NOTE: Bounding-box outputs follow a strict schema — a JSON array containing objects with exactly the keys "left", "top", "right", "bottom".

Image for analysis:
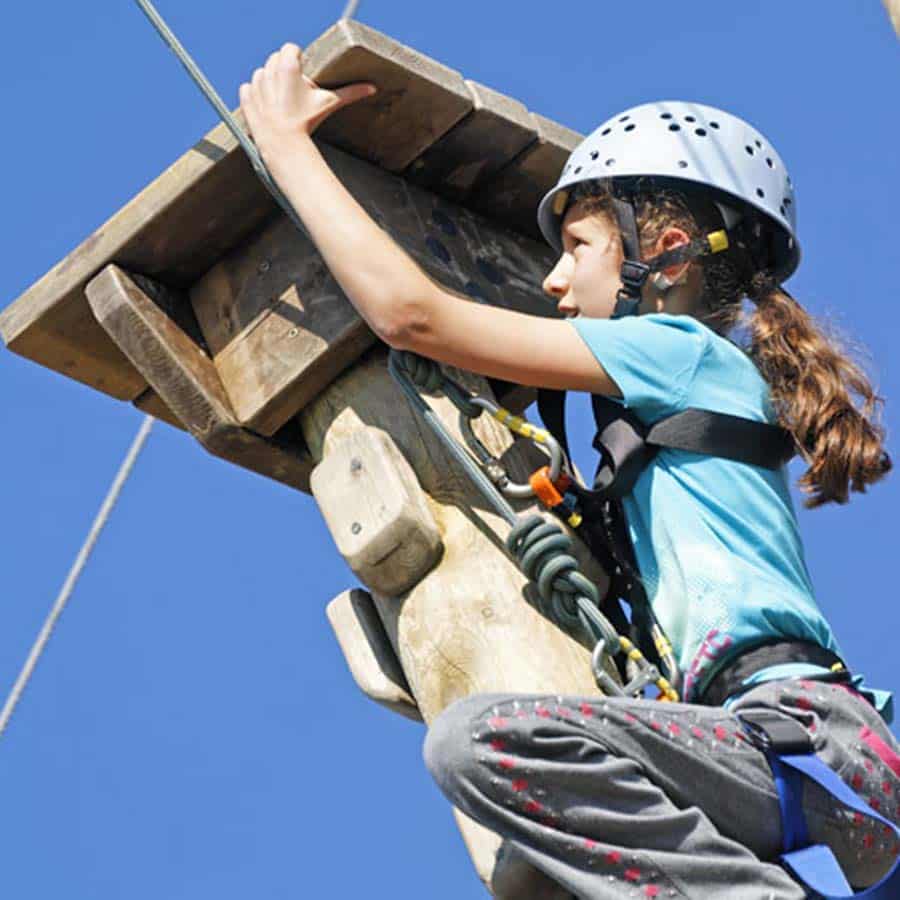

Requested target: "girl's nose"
[{"left": 543, "top": 255, "right": 572, "bottom": 298}]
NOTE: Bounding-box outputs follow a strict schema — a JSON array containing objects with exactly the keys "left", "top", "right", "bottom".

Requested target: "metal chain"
[
  {"left": 389, "top": 350, "right": 678, "bottom": 701},
  {"left": 0, "top": 416, "right": 155, "bottom": 740}
]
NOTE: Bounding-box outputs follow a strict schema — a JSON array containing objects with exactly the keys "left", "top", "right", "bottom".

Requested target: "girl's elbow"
[{"left": 374, "top": 298, "right": 432, "bottom": 351}]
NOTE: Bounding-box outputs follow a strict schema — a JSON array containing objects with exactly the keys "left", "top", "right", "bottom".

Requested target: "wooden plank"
[
  {"left": 473, "top": 113, "right": 582, "bottom": 242},
  {"left": 190, "top": 142, "right": 558, "bottom": 437},
  {"left": 86, "top": 265, "right": 313, "bottom": 492},
  {"left": 304, "top": 19, "right": 472, "bottom": 172},
  {"left": 406, "top": 80, "right": 536, "bottom": 203}
]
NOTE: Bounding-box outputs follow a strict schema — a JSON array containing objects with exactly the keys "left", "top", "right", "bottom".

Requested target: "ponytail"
[{"left": 748, "top": 286, "right": 891, "bottom": 507}]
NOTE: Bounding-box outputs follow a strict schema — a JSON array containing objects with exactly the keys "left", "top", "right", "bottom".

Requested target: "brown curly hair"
[{"left": 570, "top": 180, "right": 891, "bottom": 507}]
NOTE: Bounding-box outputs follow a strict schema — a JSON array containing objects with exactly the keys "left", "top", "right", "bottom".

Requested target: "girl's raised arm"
[{"left": 239, "top": 44, "right": 620, "bottom": 396}]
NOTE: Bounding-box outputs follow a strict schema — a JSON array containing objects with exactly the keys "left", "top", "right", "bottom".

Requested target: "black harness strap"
[
  {"left": 645, "top": 408, "right": 795, "bottom": 469},
  {"left": 699, "top": 640, "right": 847, "bottom": 707}
]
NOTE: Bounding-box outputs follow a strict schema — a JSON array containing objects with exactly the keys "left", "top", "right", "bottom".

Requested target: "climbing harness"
[
  {"left": 0, "top": 416, "right": 155, "bottom": 739},
  {"left": 388, "top": 351, "right": 678, "bottom": 702},
  {"left": 736, "top": 707, "right": 900, "bottom": 898},
  {"left": 537, "top": 100, "right": 802, "bottom": 318},
  {"left": 536, "top": 388, "right": 796, "bottom": 693}
]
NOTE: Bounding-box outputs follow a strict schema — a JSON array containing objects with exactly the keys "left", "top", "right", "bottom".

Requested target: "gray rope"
[
  {"left": 0, "top": 416, "right": 155, "bottom": 740},
  {"left": 388, "top": 351, "right": 621, "bottom": 655},
  {"left": 341, "top": 0, "right": 361, "bottom": 19}
]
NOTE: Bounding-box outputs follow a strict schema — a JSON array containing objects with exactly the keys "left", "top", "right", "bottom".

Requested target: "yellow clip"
[
  {"left": 707, "top": 230, "right": 729, "bottom": 254},
  {"left": 567, "top": 511, "right": 583, "bottom": 528},
  {"left": 553, "top": 190, "right": 570, "bottom": 216}
]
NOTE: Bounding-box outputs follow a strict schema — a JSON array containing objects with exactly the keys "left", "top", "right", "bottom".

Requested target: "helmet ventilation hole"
[
  {"left": 660, "top": 112, "right": 673, "bottom": 119},
  {"left": 590, "top": 150, "right": 599, "bottom": 160},
  {"left": 695, "top": 128, "right": 707, "bottom": 137},
  {"left": 755, "top": 139, "right": 763, "bottom": 149},
  {"left": 709, "top": 121, "right": 720, "bottom": 129},
  {"left": 605, "top": 158, "right": 616, "bottom": 167},
  {"left": 601, "top": 127, "right": 612, "bottom": 136},
  {"left": 625, "top": 123, "right": 636, "bottom": 132},
  {"left": 745, "top": 145, "right": 754, "bottom": 155},
  {"left": 574, "top": 166, "right": 582, "bottom": 174},
  {"left": 756, "top": 188, "right": 765, "bottom": 198},
  {"left": 669, "top": 123, "right": 681, "bottom": 132},
  {"left": 678, "top": 160, "right": 689, "bottom": 168},
  {"left": 766, "top": 157, "right": 774, "bottom": 168},
  {"left": 620, "top": 115, "right": 631, "bottom": 122},
  {"left": 685, "top": 115, "right": 696, "bottom": 122},
  {"left": 780, "top": 205, "right": 786, "bottom": 216}
]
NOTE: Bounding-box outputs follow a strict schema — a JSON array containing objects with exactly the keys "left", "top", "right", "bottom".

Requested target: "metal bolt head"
[{"left": 258, "top": 260, "right": 271, "bottom": 274}]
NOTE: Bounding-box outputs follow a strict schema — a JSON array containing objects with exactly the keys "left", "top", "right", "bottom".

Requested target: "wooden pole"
[{"left": 301, "top": 346, "right": 614, "bottom": 896}]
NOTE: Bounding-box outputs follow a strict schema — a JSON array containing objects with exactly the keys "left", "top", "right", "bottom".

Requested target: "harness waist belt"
[{"left": 699, "top": 640, "right": 846, "bottom": 707}]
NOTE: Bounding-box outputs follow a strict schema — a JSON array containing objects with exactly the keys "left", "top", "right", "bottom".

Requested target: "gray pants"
[{"left": 424, "top": 678, "right": 900, "bottom": 898}]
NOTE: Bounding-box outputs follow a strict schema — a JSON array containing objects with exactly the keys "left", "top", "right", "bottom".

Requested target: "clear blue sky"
[{"left": 1, "top": 3, "right": 898, "bottom": 898}]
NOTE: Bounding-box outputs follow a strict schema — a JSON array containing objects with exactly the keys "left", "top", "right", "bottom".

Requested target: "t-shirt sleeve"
[{"left": 571, "top": 314, "right": 709, "bottom": 422}]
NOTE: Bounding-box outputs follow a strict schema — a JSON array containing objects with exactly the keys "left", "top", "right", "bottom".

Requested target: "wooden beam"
[
  {"left": 190, "top": 141, "right": 557, "bottom": 437},
  {"left": 85, "top": 265, "right": 312, "bottom": 492}
]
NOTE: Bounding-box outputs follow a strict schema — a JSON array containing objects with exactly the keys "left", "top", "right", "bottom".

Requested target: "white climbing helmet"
[{"left": 537, "top": 101, "right": 800, "bottom": 282}]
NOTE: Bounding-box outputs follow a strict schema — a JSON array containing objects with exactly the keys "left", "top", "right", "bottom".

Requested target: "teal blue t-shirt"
[{"left": 571, "top": 313, "right": 841, "bottom": 702}]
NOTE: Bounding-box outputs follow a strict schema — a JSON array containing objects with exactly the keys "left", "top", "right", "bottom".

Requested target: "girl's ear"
[{"left": 654, "top": 226, "right": 692, "bottom": 284}]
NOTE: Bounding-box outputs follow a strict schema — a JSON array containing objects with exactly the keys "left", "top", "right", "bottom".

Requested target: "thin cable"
[
  {"left": 341, "top": 0, "right": 361, "bottom": 18},
  {"left": 132, "top": 0, "right": 310, "bottom": 240},
  {"left": 0, "top": 416, "right": 156, "bottom": 740}
]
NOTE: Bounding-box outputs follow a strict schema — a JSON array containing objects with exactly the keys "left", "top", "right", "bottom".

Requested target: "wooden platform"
[{"left": 1, "top": 20, "right": 581, "bottom": 492}]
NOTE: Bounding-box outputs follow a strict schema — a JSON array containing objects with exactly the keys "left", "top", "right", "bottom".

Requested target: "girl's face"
[{"left": 542, "top": 201, "right": 624, "bottom": 320}]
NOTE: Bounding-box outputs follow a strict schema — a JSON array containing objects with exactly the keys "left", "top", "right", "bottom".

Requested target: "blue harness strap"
[{"left": 736, "top": 708, "right": 900, "bottom": 898}]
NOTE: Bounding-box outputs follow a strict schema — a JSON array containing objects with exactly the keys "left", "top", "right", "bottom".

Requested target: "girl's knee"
[{"left": 423, "top": 693, "right": 508, "bottom": 795}]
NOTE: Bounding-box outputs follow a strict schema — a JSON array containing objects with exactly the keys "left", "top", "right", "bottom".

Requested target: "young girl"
[{"left": 239, "top": 45, "right": 898, "bottom": 897}]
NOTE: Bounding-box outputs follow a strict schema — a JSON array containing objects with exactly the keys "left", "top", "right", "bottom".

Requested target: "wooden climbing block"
[
  {"left": 326, "top": 588, "right": 422, "bottom": 722},
  {"left": 311, "top": 427, "right": 444, "bottom": 597},
  {"left": 86, "top": 265, "right": 312, "bottom": 492}
]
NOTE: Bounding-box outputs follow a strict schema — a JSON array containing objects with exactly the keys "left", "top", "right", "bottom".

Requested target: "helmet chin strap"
[
  {"left": 611, "top": 198, "right": 648, "bottom": 319},
  {"left": 609, "top": 196, "right": 733, "bottom": 319}
]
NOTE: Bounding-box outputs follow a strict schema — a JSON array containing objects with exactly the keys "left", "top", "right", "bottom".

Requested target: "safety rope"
[
  {"left": 0, "top": 416, "right": 155, "bottom": 740},
  {"left": 341, "top": 0, "right": 362, "bottom": 19},
  {"left": 388, "top": 350, "right": 678, "bottom": 701}
]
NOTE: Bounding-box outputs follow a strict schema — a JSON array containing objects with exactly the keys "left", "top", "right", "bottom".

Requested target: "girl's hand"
[{"left": 239, "top": 43, "right": 376, "bottom": 161}]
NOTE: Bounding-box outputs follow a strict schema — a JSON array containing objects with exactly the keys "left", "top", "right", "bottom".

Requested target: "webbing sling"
[{"left": 736, "top": 709, "right": 900, "bottom": 898}]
